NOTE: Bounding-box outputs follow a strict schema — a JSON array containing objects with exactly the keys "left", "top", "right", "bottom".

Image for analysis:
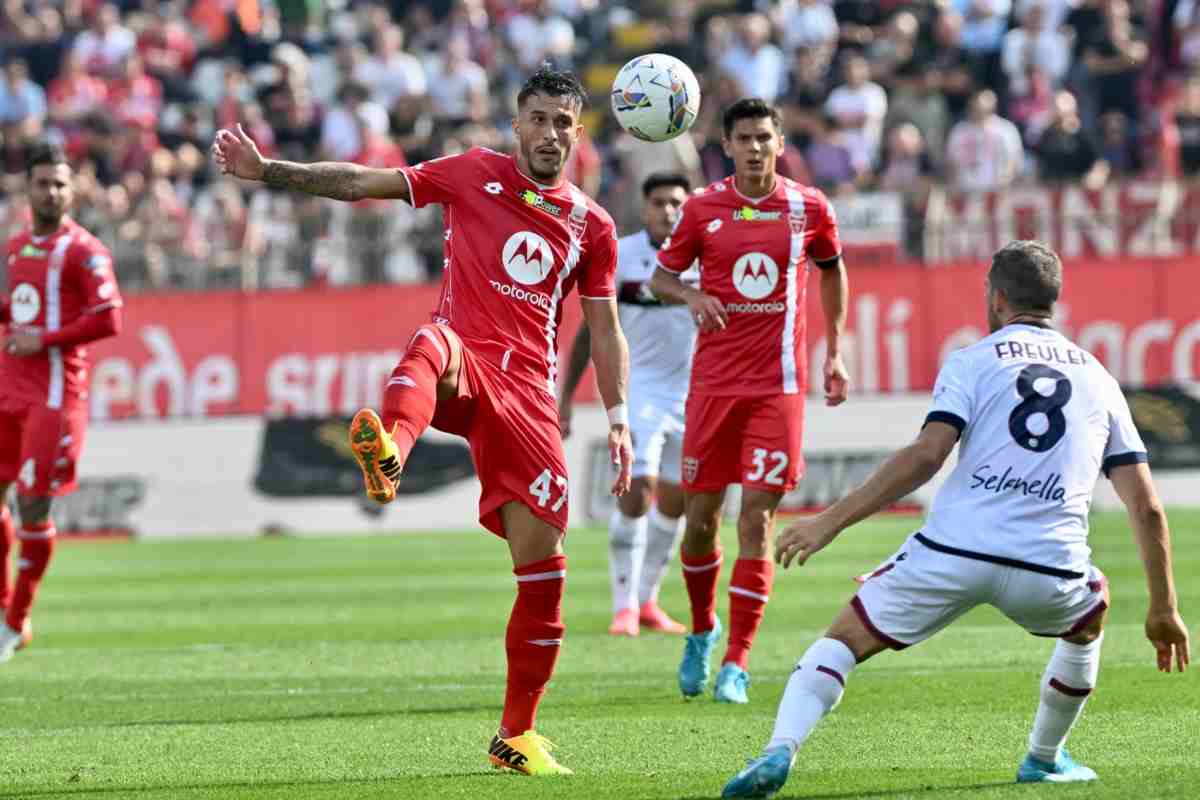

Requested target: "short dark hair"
[
  {"left": 988, "top": 240, "right": 1062, "bottom": 313},
  {"left": 642, "top": 172, "right": 690, "bottom": 198},
  {"left": 723, "top": 98, "right": 782, "bottom": 138},
  {"left": 26, "top": 141, "right": 69, "bottom": 177},
  {"left": 517, "top": 63, "right": 587, "bottom": 112}
]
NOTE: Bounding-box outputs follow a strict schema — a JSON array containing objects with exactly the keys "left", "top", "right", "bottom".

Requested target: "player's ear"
[{"left": 721, "top": 136, "right": 732, "bottom": 158}]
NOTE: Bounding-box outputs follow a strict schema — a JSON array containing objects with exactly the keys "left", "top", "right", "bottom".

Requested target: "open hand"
[
  {"left": 212, "top": 124, "right": 266, "bottom": 181},
  {"left": 1146, "top": 609, "right": 1190, "bottom": 673},
  {"left": 776, "top": 512, "right": 841, "bottom": 568}
]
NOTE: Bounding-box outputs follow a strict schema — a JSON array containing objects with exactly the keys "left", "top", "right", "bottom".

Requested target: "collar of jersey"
[
  {"left": 728, "top": 176, "right": 779, "bottom": 206},
  {"left": 510, "top": 156, "right": 566, "bottom": 193},
  {"left": 30, "top": 217, "right": 72, "bottom": 243}
]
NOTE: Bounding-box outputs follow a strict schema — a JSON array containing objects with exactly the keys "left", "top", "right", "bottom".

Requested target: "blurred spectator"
[
  {"left": 878, "top": 122, "right": 935, "bottom": 257},
  {"left": 1082, "top": 0, "right": 1147, "bottom": 123},
  {"left": 924, "top": 11, "right": 976, "bottom": 120},
  {"left": 774, "top": 0, "right": 838, "bottom": 69},
  {"left": 72, "top": 3, "right": 137, "bottom": 77},
  {"left": 953, "top": 0, "right": 1013, "bottom": 59},
  {"left": 867, "top": 11, "right": 920, "bottom": 90},
  {"left": 719, "top": 14, "right": 787, "bottom": 104},
  {"left": 47, "top": 52, "right": 108, "bottom": 130},
  {"left": 805, "top": 114, "right": 863, "bottom": 193},
  {"left": 356, "top": 26, "right": 427, "bottom": 112},
  {"left": 18, "top": 5, "right": 67, "bottom": 87},
  {"left": 1175, "top": 79, "right": 1200, "bottom": 176},
  {"left": 0, "top": 59, "right": 46, "bottom": 134},
  {"left": 107, "top": 55, "right": 164, "bottom": 133},
  {"left": 343, "top": 116, "right": 408, "bottom": 285},
  {"left": 1033, "top": 91, "right": 1107, "bottom": 189},
  {"left": 1007, "top": 66, "right": 1054, "bottom": 141},
  {"left": 444, "top": 0, "right": 498, "bottom": 70},
  {"left": 945, "top": 89, "right": 1024, "bottom": 191},
  {"left": 137, "top": 5, "right": 198, "bottom": 103},
  {"left": 507, "top": 0, "right": 576, "bottom": 71},
  {"left": 1173, "top": 0, "right": 1200, "bottom": 72},
  {"left": 885, "top": 70, "right": 951, "bottom": 169},
  {"left": 825, "top": 54, "right": 888, "bottom": 170},
  {"left": 1098, "top": 110, "right": 1140, "bottom": 177},
  {"left": 425, "top": 37, "right": 489, "bottom": 125},
  {"left": 833, "top": 0, "right": 883, "bottom": 52},
  {"left": 321, "top": 82, "right": 388, "bottom": 162},
  {"left": 1002, "top": 3, "right": 1070, "bottom": 98}
]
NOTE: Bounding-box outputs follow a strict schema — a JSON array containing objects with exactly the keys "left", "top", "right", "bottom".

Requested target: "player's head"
[
  {"left": 25, "top": 140, "right": 74, "bottom": 227},
  {"left": 986, "top": 240, "right": 1062, "bottom": 332},
  {"left": 641, "top": 172, "right": 690, "bottom": 244},
  {"left": 513, "top": 63, "right": 587, "bottom": 184},
  {"left": 721, "top": 98, "right": 784, "bottom": 184}
]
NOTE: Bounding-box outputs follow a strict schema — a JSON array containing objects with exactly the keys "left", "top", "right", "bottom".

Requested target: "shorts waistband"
[{"left": 913, "top": 532, "right": 1084, "bottom": 580}]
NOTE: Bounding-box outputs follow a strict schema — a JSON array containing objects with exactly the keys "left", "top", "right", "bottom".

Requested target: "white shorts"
[
  {"left": 853, "top": 532, "right": 1108, "bottom": 649},
  {"left": 629, "top": 391, "right": 686, "bottom": 483}
]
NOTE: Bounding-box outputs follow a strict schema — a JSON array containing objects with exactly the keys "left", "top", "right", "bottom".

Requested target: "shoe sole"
[
  {"left": 489, "top": 754, "right": 532, "bottom": 775},
  {"left": 349, "top": 410, "right": 395, "bottom": 504}
]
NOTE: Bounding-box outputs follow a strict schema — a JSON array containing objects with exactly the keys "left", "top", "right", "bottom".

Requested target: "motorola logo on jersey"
[
  {"left": 10, "top": 282, "right": 40, "bottom": 324},
  {"left": 501, "top": 231, "right": 555, "bottom": 286},
  {"left": 732, "top": 252, "right": 779, "bottom": 300},
  {"left": 489, "top": 280, "right": 553, "bottom": 310}
]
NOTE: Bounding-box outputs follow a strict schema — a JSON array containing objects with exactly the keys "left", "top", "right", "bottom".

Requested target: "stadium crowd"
[{"left": 0, "top": 0, "right": 1194, "bottom": 290}]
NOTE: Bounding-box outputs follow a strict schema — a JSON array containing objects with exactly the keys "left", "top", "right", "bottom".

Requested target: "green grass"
[{"left": 0, "top": 511, "right": 1195, "bottom": 800}]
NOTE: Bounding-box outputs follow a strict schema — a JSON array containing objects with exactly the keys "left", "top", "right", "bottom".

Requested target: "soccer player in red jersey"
[
  {"left": 650, "top": 99, "right": 850, "bottom": 704},
  {"left": 0, "top": 142, "right": 123, "bottom": 662},
  {"left": 213, "top": 66, "right": 632, "bottom": 774}
]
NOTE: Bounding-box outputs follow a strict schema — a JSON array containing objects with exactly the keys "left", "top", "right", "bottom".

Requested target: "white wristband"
[{"left": 607, "top": 403, "right": 628, "bottom": 427}]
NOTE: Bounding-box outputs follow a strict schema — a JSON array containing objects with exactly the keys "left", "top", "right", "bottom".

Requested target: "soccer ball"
[{"left": 610, "top": 54, "right": 701, "bottom": 142}]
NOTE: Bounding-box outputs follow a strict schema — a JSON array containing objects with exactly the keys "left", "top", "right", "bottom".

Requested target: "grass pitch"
[{"left": 0, "top": 511, "right": 1195, "bottom": 800}]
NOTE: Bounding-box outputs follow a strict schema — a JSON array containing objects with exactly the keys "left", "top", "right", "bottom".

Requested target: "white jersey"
[
  {"left": 616, "top": 230, "right": 697, "bottom": 403},
  {"left": 922, "top": 324, "right": 1147, "bottom": 576}
]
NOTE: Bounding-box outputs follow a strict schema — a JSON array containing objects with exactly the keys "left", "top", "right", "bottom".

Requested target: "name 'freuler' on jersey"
[
  {"left": 655, "top": 176, "right": 841, "bottom": 396},
  {"left": 924, "top": 324, "right": 1148, "bottom": 576}
]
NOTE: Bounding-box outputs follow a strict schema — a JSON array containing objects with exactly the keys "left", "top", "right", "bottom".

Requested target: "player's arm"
[
  {"left": 816, "top": 255, "right": 849, "bottom": 405},
  {"left": 556, "top": 324, "right": 592, "bottom": 439},
  {"left": 581, "top": 297, "right": 633, "bottom": 496},
  {"left": 212, "top": 124, "right": 410, "bottom": 202},
  {"left": 648, "top": 266, "right": 726, "bottom": 332},
  {"left": 1109, "top": 462, "right": 1190, "bottom": 672},
  {"left": 776, "top": 421, "right": 959, "bottom": 568}
]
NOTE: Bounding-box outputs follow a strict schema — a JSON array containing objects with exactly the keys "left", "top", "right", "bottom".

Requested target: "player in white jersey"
[
  {"left": 560, "top": 173, "right": 696, "bottom": 636},
  {"left": 722, "top": 241, "right": 1190, "bottom": 798}
]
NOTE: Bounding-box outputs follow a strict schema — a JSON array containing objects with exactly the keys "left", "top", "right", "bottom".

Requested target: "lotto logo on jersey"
[
  {"left": 9, "top": 282, "right": 40, "bottom": 325},
  {"left": 501, "top": 231, "right": 555, "bottom": 286},
  {"left": 732, "top": 252, "right": 779, "bottom": 300}
]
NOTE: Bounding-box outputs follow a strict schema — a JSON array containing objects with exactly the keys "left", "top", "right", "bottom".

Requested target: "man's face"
[
  {"left": 28, "top": 163, "right": 73, "bottom": 224},
  {"left": 642, "top": 184, "right": 688, "bottom": 243},
  {"left": 722, "top": 116, "right": 783, "bottom": 183},
  {"left": 513, "top": 91, "right": 581, "bottom": 182}
]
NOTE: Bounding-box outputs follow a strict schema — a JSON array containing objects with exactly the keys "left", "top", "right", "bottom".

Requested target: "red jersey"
[
  {"left": 657, "top": 175, "right": 841, "bottom": 397},
  {"left": 400, "top": 147, "right": 617, "bottom": 396},
  {"left": 0, "top": 218, "right": 122, "bottom": 409}
]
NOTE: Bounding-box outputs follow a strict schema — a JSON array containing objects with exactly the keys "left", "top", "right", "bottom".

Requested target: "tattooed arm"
[{"left": 212, "top": 124, "right": 411, "bottom": 202}]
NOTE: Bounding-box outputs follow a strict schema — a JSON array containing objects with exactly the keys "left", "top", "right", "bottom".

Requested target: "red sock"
[
  {"left": 0, "top": 507, "right": 13, "bottom": 608},
  {"left": 723, "top": 558, "right": 775, "bottom": 669},
  {"left": 6, "top": 522, "right": 55, "bottom": 631},
  {"left": 501, "top": 554, "right": 566, "bottom": 737},
  {"left": 681, "top": 547, "right": 722, "bottom": 634},
  {"left": 380, "top": 325, "right": 447, "bottom": 466}
]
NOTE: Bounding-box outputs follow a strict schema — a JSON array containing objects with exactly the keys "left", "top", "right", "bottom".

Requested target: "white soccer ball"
[{"left": 610, "top": 54, "right": 701, "bottom": 142}]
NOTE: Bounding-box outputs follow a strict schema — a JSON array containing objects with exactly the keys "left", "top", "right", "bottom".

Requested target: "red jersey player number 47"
[{"left": 0, "top": 142, "right": 123, "bottom": 663}]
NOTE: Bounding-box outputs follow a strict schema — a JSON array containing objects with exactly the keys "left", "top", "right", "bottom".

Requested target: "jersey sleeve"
[
  {"left": 1101, "top": 381, "right": 1148, "bottom": 477},
  {"left": 924, "top": 351, "right": 974, "bottom": 438},
  {"left": 398, "top": 150, "right": 474, "bottom": 209},
  {"left": 578, "top": 215, "right": 618, "bottom": 299},
  {"left": 69, "top": 240, "right": 123, "bottom": 314},
  {"left": 656, "top": 197, "right": 702, "bottom": 274},
  {"left": 808, "top": 189, "right": 842, "bottom": 266}
]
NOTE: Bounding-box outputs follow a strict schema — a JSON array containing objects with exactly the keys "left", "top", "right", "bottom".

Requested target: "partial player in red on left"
[{"left": 0, "top": 141, "right": 123, "bottom": 662}]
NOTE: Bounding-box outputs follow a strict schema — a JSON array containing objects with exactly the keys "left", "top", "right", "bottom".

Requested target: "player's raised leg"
[
  {"left": 0, "top": 495, "right": 54, "bottom": 662},
  {"left": 678, "top": 489, "right": 725, "bottom": 696},
  {"left": 488, "top": 501, "right": 572, "bottom": 776},
  {"left": 639, "top": 477, "right": 686, "bottom": 634},
  {"left": 1017, "top": 585, "right": 1108, "bottom": 783},
  {"left": 723, "top": 602, "right": 887, "bottom": 798},
  {"left": 715, "top": 488, "right": 784, "bottom": 704},
  {"left": 350, "top": 325, "right": 462, "bottom": 503}
]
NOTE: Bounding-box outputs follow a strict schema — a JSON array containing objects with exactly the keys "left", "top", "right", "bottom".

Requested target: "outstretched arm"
[
  {"left": 775, "top": 421, "right": 959, "bottom": 568},
  {"left": 556, "top": 323, "right": 592, "bottom": 439},
  {"left": 580, "top": 297, "right": 633, "bottom": 496},
  {"left": 212, "top": 124, "right": 411, "bottom": 202},
  {"left": 1110, "top": 462, "right": 1190, "bottom": 672}
]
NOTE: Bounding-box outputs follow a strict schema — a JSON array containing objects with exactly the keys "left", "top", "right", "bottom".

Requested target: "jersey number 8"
[{"left": 1008, "top": 365, "right": 1072, "bottom": 452}]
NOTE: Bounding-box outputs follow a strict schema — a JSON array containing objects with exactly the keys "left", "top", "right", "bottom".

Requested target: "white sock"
[
  {"left": 1028, "top": 635, "right": 1103, "bottom": 762},
  {"left": 608, "top": 510, "right": 646, "bottom": 614},
  {"left": 767, "top": 638, "right": 857, "bottom": 756},
  {"left": 638, "top": 505, "right": 684, "bottom": 607}
]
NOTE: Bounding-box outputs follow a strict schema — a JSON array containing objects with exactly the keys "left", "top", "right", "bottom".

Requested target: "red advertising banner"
[{"left": 87, "top": 257, "right": 1200, "bottom": 419}]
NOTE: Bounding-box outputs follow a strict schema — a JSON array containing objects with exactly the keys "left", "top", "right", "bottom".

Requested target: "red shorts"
[
  {"left": 681, "top": 393, "right": 805, "bottom": 494},
  {"left": 431, "top": 344, "right": 568, "bottom": 538},
  {"left": 0, "top": 399, "right": 88, "bottom": 497}
]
